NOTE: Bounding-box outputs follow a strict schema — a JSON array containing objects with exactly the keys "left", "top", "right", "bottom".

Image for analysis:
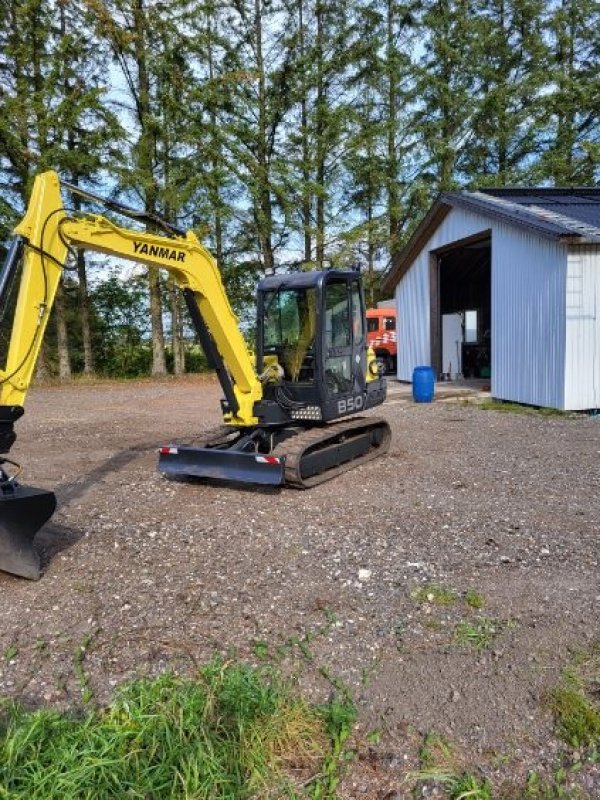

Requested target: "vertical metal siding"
[
  {"left": 492, "top": 227, "right": 566, "bottom": 408},
  {"left": 395, "top": 207, "right": 568, "bottom": 409},
  {"left": 564, "top": 246, "right": 600, "bottom": 409}
]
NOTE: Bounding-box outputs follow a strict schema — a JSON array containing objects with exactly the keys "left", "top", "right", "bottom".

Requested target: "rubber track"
[
  {"left": 273, "top": 416, "right": 391, "bottom": 489},
  {"left": 176, "top": 418, "right": 391, "bottom": 489}
]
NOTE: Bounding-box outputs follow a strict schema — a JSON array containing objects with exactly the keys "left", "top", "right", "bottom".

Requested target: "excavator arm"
[
  {"left": 0, "top": 171, "right": 266, "bottom": 579},
  {"left": 1, "top": 170, "right": 263, "bottom": 425}
]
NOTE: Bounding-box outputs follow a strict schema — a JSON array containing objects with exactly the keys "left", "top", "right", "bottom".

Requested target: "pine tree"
[
  {"left": 412, "top": 0, "right": 477, "bottom": 191},
  {"left": 540, "top": 0, "right": 600, "bottom": 184},
  {"left": 0, "top": 0, "right": 121, "bottom": 377},
  {"left": 462, "top": 0, "right": 547, "bottom": 186}
]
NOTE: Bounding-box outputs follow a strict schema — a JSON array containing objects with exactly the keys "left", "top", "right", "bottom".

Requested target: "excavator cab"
[{"left": 253, "top": 270, "right": 385, "bottom": 425}]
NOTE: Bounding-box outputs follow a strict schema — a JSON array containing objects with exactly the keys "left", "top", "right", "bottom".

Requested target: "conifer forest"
[{"left": 1, "top": 0, "right": 598, "bottom": 378}]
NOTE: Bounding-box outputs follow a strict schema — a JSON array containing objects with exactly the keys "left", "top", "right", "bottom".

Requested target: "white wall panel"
[
  {"left": 492, "top": 227, "right": 566, "bottom": 408},
  {"left": 564, "top": 246, "right": 600, "bottom": 409}
]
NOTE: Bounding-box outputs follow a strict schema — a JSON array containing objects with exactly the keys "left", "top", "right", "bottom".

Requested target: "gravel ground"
[{"left": 1, "top": 376, "right": 598, "bottom": 798}]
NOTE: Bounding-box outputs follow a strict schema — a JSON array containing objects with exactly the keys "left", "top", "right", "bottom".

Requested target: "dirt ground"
[{"left": 1, "top": 376, "right": 598, "bottom": 798}]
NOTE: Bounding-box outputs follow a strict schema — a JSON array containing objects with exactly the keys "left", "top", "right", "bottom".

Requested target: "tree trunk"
[
  {"left": 35, "top": 344, "right": 49, "bottom": 383},
  {"left": 170, "top": 283, "right": 185, "bottom": 375},
  {"left": 132, "top": 0, "right": 166, "bottom": 375},
  {"left": 254, "top": 0, "right": 275, "bottom": 272},
  {"left": 55, "top": 281, "right": 71, "bottom": 380},
  {"left": 299, "top": 0, "right": 312, "bottom": 263},
  {"left": 315, "top": 0, "right": 326, "bottom": 268},
  {"left": 386, "top": 0, "right": 400, "bottom": 259},
  {"left": 77, "top": 249, "right": 94, "bottom": 375},
  {"left": 70, "top": 182, "right": 95, "bottom": 375}
]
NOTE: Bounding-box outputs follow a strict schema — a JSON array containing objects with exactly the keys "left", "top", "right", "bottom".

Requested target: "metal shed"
[{"left": 382, "top": 189, "right": 600, "bottom": 411}]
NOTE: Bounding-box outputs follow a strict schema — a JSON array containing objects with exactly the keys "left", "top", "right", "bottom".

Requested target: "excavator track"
[
  {"left": 160, "top": 417, "right": 391, "bottom": 489},
  {"left": 273, "top": 416, "right": 391, "bottom": 489}
]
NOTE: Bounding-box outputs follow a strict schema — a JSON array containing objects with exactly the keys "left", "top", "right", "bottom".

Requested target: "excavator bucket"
[{"left": 0, "top": 484, "right": 56, "bottom": 580}]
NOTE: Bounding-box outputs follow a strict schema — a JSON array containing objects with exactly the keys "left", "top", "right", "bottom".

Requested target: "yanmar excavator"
[{"left": 0, "top": 171, "right": 390, "bottom": 579}]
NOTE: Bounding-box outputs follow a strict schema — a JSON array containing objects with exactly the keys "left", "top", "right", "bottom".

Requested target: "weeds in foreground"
[
  {"left": 507, "top": 767, "right": 589, "bottom": 799},
  {"left": 478, "top": 400, "right": 566, "bottom": 416},
  {"left": 546, "top": 645, "right": 600, "bottom": 751},
  {"left": 465, "top": 590, "right": 486, "bottom": 610},
  {"left": 411, "top": 583, "right": 458, "bottom": 606},
  {"left": 453, "top": 616, "right": 512, "bottom": 651},
  {"left": 0, "top": 658, "right": 355, "bottom": 799},
  {"left": 409, "top": 732, "right": 492, "bottom": 799},
  {"left": 411, "top": 769, "right": 492, "bottom": 799}
]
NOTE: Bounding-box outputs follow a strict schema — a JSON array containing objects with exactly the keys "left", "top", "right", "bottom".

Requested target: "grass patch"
[
  {"left": 412, "top": 769, "right": 492, "bottom": 799},
  {"left": 453, "top": 617, "right": 508, "bottom": 651},
  {"left": 409, "top": 732, "right": 492, "bottom": 799},
  {"left": 465, "top": 590, "right": 486, "bottom": 610},
  {"left": 411, "top": 583, "right": 458, "bottom": 606},
  {"left": 549, "top": 685, "right": 600, "bottom": 749},
  {"left": 478, "top": 400, "right": 566, "bottom": 417},
  {"left": 0, "top": 658, "right": 356, "bottom": 799},
  {"left": 546, "top": 647, "right": 600, "bottom": 751},
  {"left": 506, "top": 767, "right": 589, "bottom": 799}
]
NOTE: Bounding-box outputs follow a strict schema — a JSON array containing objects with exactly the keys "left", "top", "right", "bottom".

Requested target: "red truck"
[{"left": 366, "top": 307, "right": 397, "bottom": 374}]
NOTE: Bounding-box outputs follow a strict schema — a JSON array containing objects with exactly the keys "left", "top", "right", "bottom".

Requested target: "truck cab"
[{"left": 366, "top": 307, "right": 397, "bottom": 375}]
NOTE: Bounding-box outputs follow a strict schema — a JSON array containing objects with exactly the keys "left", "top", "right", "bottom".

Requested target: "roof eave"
[
  {"left": 446, "top": 193, "right": 575, "bottom": 240},
  {"left": 382, "top": 200, "right": 451, "bottom": 294}
]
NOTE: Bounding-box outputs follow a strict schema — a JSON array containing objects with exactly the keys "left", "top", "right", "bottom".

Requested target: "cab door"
[{"left": 322, "top": 275, "right": 366, "bottom": 419}]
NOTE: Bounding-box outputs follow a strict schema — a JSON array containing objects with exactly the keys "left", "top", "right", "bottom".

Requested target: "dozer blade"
[
  {"left": 0, "top": 485, "right": 57, "bottom": 580},
  {"left": 159, "top": 445, "right": 285, "bottom": 487}
]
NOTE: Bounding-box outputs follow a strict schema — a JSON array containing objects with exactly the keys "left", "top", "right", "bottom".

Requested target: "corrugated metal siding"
[
  {"left": 564, "top": 246, "right": 600, "bottom": 409},
  {"left": 395, "top": 251, "right": 430, "bottom": 380},
  {"left": 395, "top": 206, "right": 568, "bottom": 409},
  {"left": 492, "top": 228, "right": 566, "bottom": 408}
]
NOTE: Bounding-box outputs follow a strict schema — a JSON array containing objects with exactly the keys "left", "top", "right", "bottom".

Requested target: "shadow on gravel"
[
  {"left": 22, "top": 441, "right": 162, "bottom": 578},
  {"left": 171, "top": 475, "right": 282, "bottom": 494},
  {"left": 54, "top": 441, "right": 162, "bottom": 506},
  {"left": 35, "top": 522, "right": 84, "bottom": 573}
]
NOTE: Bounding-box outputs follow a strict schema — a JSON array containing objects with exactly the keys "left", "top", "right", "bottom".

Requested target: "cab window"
[
  {"left": 367, "top": 317, "right": 379, "bottom": 333},
  {"left": 351, "top": 281, "right": 365, "bottom": 343}
]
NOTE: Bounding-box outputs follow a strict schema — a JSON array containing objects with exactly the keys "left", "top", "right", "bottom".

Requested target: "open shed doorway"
[{"left": 429, "top": 231, "right": 491, "bottom": 381}]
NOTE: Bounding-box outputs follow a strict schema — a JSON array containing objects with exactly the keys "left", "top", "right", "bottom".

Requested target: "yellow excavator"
[{"left": 0, "top": 171, "right": 390, "bottom": 579}]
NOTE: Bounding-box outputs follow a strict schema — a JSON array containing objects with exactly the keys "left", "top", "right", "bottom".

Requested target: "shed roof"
[{"left": 382, "top": 187, "right": 600, "bottom": 293}]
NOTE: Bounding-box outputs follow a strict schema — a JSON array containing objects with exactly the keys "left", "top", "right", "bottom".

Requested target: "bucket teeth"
[{"left": 0, "top": 485, "right": 57, "bottom": 580}]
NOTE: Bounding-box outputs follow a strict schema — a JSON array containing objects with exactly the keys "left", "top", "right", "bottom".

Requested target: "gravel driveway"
[{"left": 1, "top": 376, "right": 598, "bottom": 798}]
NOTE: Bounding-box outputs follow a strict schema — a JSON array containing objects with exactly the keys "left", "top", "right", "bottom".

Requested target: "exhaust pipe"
[{"left": 0, "top": 464, "right": 56, "bottom": 580}]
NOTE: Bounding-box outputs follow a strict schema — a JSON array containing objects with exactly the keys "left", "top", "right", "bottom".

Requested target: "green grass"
[
  {"left": 507, "top": 767, "right": 588, "bottom": 799},
  {"left": 453, "top": 617, "right": 507, "bottom": 651},
  {"left": 547, "top": 655, "right": 600, "bottom": 751},
  {"left": 0, "top": 659, "right": 356, "bottom": 799},
  {"left": 413, "top": 769, "right": 492, "bottom": 800},
  {"left": 478, "top": 400, "right": 566, "bottom": 416},
  {"left": 465, "top": 590, "right": 486, "bottom": 610},
  {"left": 409, "top": 732, "right": 492, "bottom": 800},
  {"left": 411, "top": 583, "right": 458, "bottom": 606},
  {"left": 3, "top": 646, "right": 17, "bottom": 662}
]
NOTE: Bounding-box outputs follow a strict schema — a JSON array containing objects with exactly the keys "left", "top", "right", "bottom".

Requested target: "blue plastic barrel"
[{"left": 412, "top": 366, "right": 435, "bottom": 403}]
